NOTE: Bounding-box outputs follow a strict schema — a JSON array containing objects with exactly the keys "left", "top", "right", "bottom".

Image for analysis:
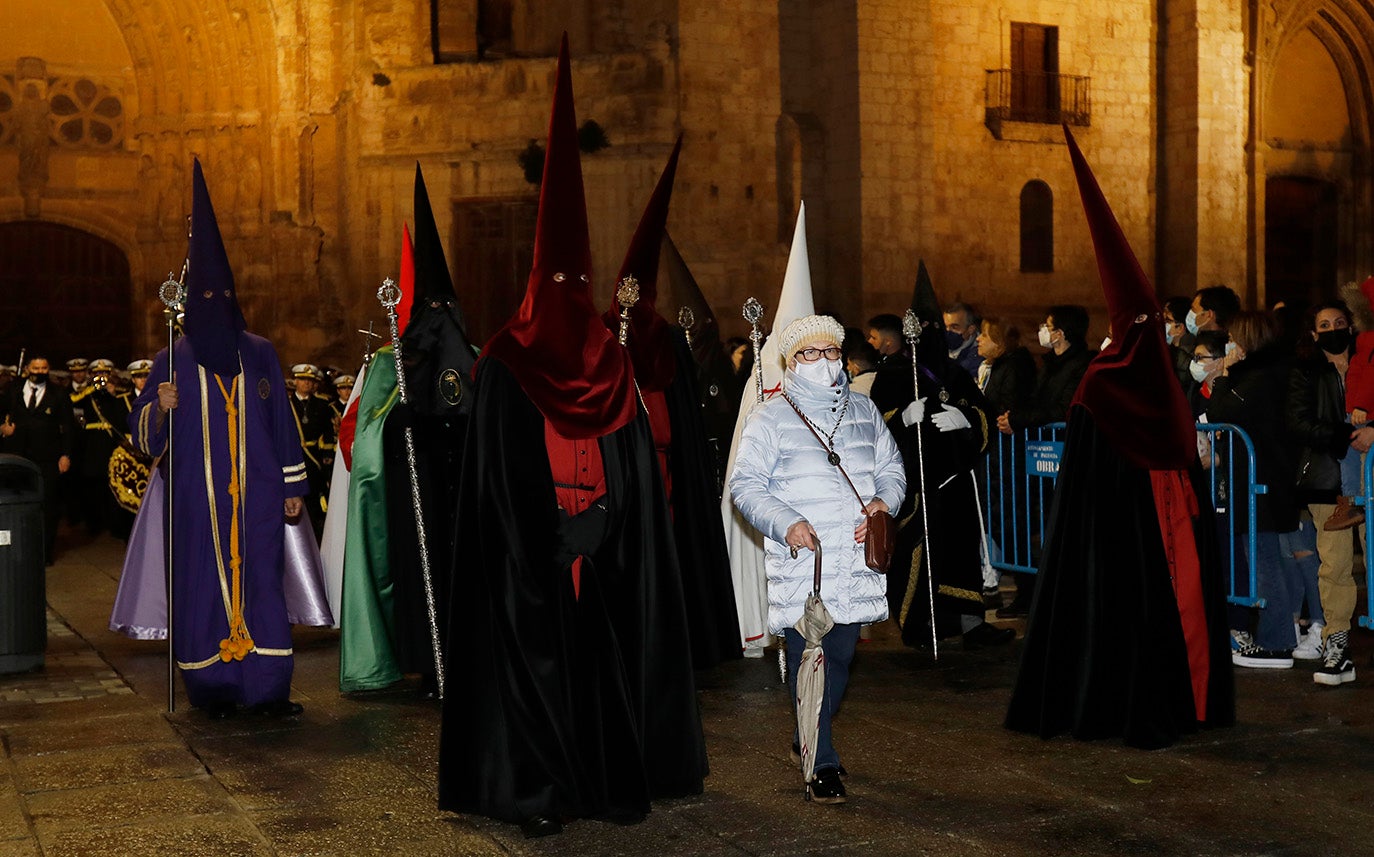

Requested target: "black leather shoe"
[
  {"left": 790, "top": 744, "right": 848, "bottom": 779},
  {"left": 250, "top": 699, "right": 304, "bottom": 718},
  {"left": 963, "top": 622, "right": 1015, "bottom": 649},
  {"left": 995, "top": 599, "right": 1031, "bottom": 619},
  {"left": 417, "top": 673, "right": 439, "bottom": 700},
  {"left": 805, "top": 768, "right": 847, "bottom": 804},
  {"left": 520, "top": 815, "right": 563, "bottom": 838},
  {"left": 204, "top": 701, "right": 237, "bottom": 720}
]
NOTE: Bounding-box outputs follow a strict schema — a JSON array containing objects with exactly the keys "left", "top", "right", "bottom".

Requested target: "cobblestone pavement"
[{"left": 4, "top": 530, "right": 1374, "bottom": 856}]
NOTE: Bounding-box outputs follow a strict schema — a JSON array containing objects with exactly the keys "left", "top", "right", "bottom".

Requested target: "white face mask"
[
  {"left": 792, "top": 357, "right": 845, "bottom": 386},
  {"left": 1038, "top": 326, "right": 1053, "bottom": 348},
  {"left": 1100, "top": 336, "right": 1112, "bottom": 351},
  {"left": 1189, "top": 360, "right": 1211, "bottom": 383}
]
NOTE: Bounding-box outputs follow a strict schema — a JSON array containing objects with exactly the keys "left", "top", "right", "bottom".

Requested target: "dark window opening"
[
  {"left": 1020, "top": 181, "right": 1054, "bottom": 273},
  {"left": 452, "top": 197, "right": 537, "bottom": 343}
]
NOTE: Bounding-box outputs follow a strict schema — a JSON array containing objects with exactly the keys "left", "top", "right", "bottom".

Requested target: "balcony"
[{"left": 984, "top": 70, "right": 1090, "bottom": 141}]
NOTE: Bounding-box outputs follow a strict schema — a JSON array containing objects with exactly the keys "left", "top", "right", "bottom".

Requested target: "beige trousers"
[{"left": 1307, "top": 503, "right": 1359, "bottom": 638}]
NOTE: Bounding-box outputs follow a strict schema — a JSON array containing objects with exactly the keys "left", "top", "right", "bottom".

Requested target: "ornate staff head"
[
  {"left": 377, "top": 277, "right": 402, "bottom": 315},
  {"left": 901, "top": 309, "right": 923, "bottom": 346},
  {"left": 615, "top": 275, "right": 640, "bottom": 346},
  {"left": 677, "top": 306, "right": 695, "bottom": 348},
  {"left": 742, "top": 297, "right": 767, "bottom": 402}
]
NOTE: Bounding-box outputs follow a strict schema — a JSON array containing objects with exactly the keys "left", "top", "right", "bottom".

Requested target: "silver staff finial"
[{"left": 616, "top": 276, "right": 640, "bottom": 346}]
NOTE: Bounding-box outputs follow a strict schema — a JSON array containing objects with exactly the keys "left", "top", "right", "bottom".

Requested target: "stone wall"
[{"left": 1, "top": 0, "right": 1372, "bottom": 368}]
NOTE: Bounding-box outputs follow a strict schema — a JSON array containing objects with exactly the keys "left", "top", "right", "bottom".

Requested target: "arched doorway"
[{"left": 0, "top": 221, "right": 133, "bottom": 365}]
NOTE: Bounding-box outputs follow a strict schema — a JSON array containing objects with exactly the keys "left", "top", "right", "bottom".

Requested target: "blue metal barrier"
[
  {"left": 979, "top": 421, "right": 1265, "bottom": 608},
  {"left": 1359, "top": 450, "right": 1374, "bottom": 631}
]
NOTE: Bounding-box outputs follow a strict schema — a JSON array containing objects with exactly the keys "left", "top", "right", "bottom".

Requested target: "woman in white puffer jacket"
[{"left": 729, "top": 314, "right": 905, "bottom": 804}]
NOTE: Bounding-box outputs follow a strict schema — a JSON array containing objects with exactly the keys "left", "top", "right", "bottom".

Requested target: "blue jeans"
[
  {"left": 785, "top": 622, "right": 861, "bottom": 775},
  {"left": 1279, "top": 522, "right": 1323, "bottom": 627},
  {"left": 1339, "top": 448, "right": 1363, "bottom": 496},
  {"left": 1229, "top": 531, "right": 1306, "bottom": 650}
]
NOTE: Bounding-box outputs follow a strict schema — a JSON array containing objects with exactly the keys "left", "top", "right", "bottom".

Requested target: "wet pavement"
[{"left": 4, "top": 531, "right": 1374, "bottom": 856}]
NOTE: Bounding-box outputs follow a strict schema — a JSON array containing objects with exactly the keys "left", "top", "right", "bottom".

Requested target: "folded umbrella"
[{"left": 793, "top": 540, "right": 834, "bottom": 784}]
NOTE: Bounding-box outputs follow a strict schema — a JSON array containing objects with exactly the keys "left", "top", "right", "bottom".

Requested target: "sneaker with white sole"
[
  {"left": 1292, "top": 624, "right": 1324, "bottom": 661},
  {"left": 1313, "top": 630, "right": 1355, "bottom": 686},
  {"left": 1232, "top": 642, "right": 1294, "bottom": 669},
  {"left": 1230, "top": 629, "right": 1254, "bottom": 652}
]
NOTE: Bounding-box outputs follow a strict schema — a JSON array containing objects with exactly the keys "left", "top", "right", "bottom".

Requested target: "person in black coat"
[
  {"left": 993, "top": 305, "right": 1091, "bottom": 615},
  {"left": 1206, "top": 312, "right": 1302, "bottom": 665},
  {"left": 0, "top": 356, "right": 76, "bottom": 564},
  {"left": 1285, "top": 301, "right": 1374, "bottom": 685},
  {"left": 975, "top": 319, "right": 1037, "bottom": 615}
]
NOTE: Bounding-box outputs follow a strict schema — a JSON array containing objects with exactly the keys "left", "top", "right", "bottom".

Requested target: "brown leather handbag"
[{"left": 784, "top": 395, "right": 897, "bottom": 573}]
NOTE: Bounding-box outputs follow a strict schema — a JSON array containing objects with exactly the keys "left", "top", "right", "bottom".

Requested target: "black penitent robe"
[
  {"left": 438, "top": 357, "right": 707, "bottom": 824},
  {"left": 664, "top": 331, "right": 742, "bottom": 669},
  {"left": 878, "top": 356, "right": 993, "bottom": 644},
  {"left": 383, "top": 304, "right": 474, "bottom": 677},
  {"left": 1004, "top": 406, "right": 1234, "bottom": 750}
]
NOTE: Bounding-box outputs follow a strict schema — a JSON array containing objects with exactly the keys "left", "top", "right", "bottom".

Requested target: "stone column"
[{"left": 1158, "top": 0, "right": 1249, "bottom": 298}]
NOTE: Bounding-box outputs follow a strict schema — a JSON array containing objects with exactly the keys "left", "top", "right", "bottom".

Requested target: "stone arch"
[{"left": 1259, "top": 0, "right": 1374, "bottom": 286}]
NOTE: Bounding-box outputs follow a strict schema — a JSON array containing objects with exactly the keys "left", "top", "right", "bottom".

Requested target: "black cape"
[
  {"left": 382, "top": 300, "right": 475, "bottom": 677},
  {"left": 437, "top": 357, "right": 707, "bottom": 823},
  {"left": 875, "top": 354, "right": 994, "bottom": 644},
  {"left": 664, "top": 330, "right": 742, "bottom": 668},
  {"left": 1005, "top": 406, "right": 1235, "bottom": 749}
]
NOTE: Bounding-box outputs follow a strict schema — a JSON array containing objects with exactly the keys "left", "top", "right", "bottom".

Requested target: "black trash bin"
[{"left": 0, "top": 454, "right": 45, "bottom": 674}]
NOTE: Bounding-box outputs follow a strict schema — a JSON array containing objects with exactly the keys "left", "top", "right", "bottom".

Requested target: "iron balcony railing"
[{"left": 984, "top": 70, "right": 1091, "bottom": 127}]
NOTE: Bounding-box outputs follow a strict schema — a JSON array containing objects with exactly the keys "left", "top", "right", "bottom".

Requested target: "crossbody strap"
[{"left": 783, "top": 394, "right": 867, "bottom": 509}]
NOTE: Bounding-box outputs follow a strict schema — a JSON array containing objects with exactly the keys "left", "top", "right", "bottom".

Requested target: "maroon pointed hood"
[
  {"left": 479, "top": 35, "right": 636, "bottom": 439},
  {"left": 1065, "top": 125, "right": 1194, "bottom": 470},
  {"left": 602, "top": 136, "right": 682, "bottom": 392}
]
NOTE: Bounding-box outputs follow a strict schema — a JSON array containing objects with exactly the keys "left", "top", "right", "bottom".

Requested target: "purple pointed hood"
[{"left": 183, "top": 159, "right": 246, "bottom": 377}]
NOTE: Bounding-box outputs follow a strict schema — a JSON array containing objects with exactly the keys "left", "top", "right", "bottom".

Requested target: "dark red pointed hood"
[
  {"left": 1065, "top": 125, "right": 1194, "bottom": 470},
  {"left": 183, "top": 159, "right": 247, "bottom": 377},
  {"left": 479, "top": 35, "right": 636, "bottom": 439},
  {"left": 602, "top": 136, "right": 682, "bottom": 392}
]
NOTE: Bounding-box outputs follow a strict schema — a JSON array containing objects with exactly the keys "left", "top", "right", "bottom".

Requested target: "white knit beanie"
[{"left": 778, "top": 314, "right": 845, "bottom": 359}]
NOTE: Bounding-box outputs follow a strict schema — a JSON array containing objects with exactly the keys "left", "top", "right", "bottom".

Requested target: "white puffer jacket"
[{"left": 729, "top": 368, "right": 906, "bottom": 633}]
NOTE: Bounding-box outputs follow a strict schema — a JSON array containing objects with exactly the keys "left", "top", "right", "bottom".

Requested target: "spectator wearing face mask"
[
  {"left": 1287, "top": 300, "right": 1374, "bottom": 687},
  {"left": 1187, "top": 331, "right": 1231, "bottom": 420},
  {"left": 1187, "top": 285, "right": 1241, "bottom": 337},
  {"left": 996, "top": 305, "right": 1091, "bottom": 435},
  {"left": 1164, "top": 296, "right": 1195, "bottom": 389}
]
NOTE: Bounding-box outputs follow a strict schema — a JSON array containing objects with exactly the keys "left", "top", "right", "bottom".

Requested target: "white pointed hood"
[{"left": 721, "top": 202, "right": 817, "bottom": 654}]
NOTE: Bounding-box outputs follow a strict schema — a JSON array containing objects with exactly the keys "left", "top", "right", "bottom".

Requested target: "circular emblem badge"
[
  {"left": 438, "top": 369, "right": 463, "bottom": 406},
  {"left": 258, "top": 378, "right": 271, "bottom": 400},
  {"left": 708, "top": 383, "right": 720, "bottom": 398}
]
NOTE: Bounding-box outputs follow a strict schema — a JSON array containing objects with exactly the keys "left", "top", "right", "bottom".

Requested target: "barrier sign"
[{"left": 1026, "top": 441, "right": 1062, "bottom": 478}]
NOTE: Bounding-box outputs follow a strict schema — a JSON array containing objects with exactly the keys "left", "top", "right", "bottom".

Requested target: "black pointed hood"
[
  {"left": 401, "top": 163, "right": 477, "bottom": 417},
  {"left": 908, "top": 260, "right": 947, "bottom": 366}
]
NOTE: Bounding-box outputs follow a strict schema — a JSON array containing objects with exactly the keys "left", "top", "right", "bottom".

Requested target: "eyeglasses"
[
  {"left": 795, "top": 346, "right": 843, "bottom": 362},
  {"left": 1196, "top": 354, "right": 1223, "bottom": 361}
]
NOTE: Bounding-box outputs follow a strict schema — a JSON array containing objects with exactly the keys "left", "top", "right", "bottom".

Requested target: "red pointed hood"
[
  {"left": 479, "top": 35, "right": 636, "bottom": 439},
  {"left": 602, "top": 136, "right": 682, "bottom": 392},
  {"left": 398, "top": 222, "right": 415, "bottom": 332},
  {"left": 1065, "top": 125, "right": 1194, "bottom": 470}
]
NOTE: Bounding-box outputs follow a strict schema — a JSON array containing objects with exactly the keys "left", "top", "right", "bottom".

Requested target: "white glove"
[
  {"left": 901, "top": 397, "right": 926, "bottom": 427},
  {"left": 931, "top": 404, "right": 970, "bottom": 432}
]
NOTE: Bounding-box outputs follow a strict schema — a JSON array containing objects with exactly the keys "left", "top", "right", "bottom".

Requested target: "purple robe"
[{"left": 129, "top": 333, "right": 309, "bottom": 709}]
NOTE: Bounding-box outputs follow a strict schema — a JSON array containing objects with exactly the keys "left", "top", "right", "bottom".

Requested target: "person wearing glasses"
[{"left": 730, "top": 314, "right": 905, "bottom": 805}]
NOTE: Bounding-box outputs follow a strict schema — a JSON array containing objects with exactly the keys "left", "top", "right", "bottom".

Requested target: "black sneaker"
[
  {"left": 1231, "top": 642, "right": 1294, "bottom": 669},
  {"left": 1314, "top": 631, "right": 1355, "bottom": 686},
  {"left": 805, "top": 768, "right": 847, "bottom": 805}
]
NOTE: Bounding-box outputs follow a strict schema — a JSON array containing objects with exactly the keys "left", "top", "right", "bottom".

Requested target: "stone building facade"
[{"left": 0, "top": 0, "right": 1370, "bottom": 366}]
